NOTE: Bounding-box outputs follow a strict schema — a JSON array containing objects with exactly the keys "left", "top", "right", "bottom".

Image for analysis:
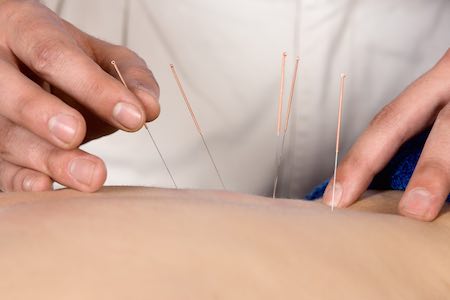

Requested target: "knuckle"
[
  {"left": 343, "top": 153, "right": 377, "bottom": 179},
  {"left": 417, "top": 158, "right": 450, "bottom": 179},
  {"left": 370, "top": 102, "right": 398, "bottom": 128},
  {"left": 80, "top": 77, "right": 105, "bottom": 99},
  {"left": 14, "top": 91, "right": 49, "bottom": 124},
  {"left": 369, "top": 101, "right": 408, "bottom": 143},
  {"left": 30, "top": 38, "right": 66, "bottom": 75}
]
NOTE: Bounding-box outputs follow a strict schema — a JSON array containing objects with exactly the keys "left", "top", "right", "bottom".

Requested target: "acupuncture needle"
[
  {"left": 273, "top": 56, "right": 300, "bottom": 198},
  {"left": 170, "top": 64, "right": 226, "bottom": 190},
  {"left": 111, "top": 60, "right": 178, "bottom": 189},
  {"left": 331, "top": 73, "right": 346, "bottom": 211},
  {"left": 277, "top": 52, "right": 288, "bottom": 137},
  {"left": 272, "top": 52, "right": 287, "bottom": 198}
]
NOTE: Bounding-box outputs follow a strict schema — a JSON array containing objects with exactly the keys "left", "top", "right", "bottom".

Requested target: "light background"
[{"left": 43, "top": 0, "right": 450, "bottom": 197}]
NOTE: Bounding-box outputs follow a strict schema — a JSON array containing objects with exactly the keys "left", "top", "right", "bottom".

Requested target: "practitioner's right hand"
[{"left": 0, "top": 0, "right": 160, "bottom": 192}]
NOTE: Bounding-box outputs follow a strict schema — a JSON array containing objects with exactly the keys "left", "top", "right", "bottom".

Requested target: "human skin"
[
  {"left": 0, "top": 187, "right": 449, "bottom": 299},
  {"left": 0, "top": 0, "right": 160, "bottom": 192},
  {"left": 324, "top": 49, "right": 450, "bottom": 221},
  {"left": 0, "top": 0, "right": 448, "bottom": 224}
]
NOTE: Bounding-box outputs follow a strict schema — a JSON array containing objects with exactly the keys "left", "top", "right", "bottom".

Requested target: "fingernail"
[
  {"left": 48, "top": 114, "right": 78, "bottom": 145},
  {"left": 113, "top": 102, "right": 143, "bottom": 130},
  {"left": 69, "top": 158, "right": 97, "bottom": 186},
  {"left": 402, "top": 188, "right": 434, "bottom": 218},
  {"left": 22, "top": 176, "right": 35, "bottom": 192},
  {"left": 324, "top": 182, "right": 343, "bottom": 207}
]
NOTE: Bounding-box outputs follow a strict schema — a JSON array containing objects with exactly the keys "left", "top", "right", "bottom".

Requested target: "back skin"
[{"left": 0, "top": 187, "right": 449, "bottom": 299}]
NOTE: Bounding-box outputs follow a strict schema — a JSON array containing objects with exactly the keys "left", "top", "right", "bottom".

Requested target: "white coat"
[{"left": 43, "top": 0, "right": 450, "bottom": 197}]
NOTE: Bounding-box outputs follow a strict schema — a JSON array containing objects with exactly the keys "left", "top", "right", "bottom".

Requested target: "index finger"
[
  {"left": 4, "top": 1, "right": 146, "bottom": 132},
  {"left": 88, "top": 37, "right": 161, "bottom": 122}
]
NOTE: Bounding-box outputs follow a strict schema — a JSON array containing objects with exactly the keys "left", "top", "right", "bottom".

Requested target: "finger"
[
  {"left": 0, "top": 117, "right": 107, "bottom": 193},
  {"left": 323, "top": 50, "right": 450, "bottom": 208},
  {"left": 0, "top": 159, "right": 53, "bottom": 192},
  {"left": 0, "top": 58, "right": 86, "bottom": 149},
  {"left": 89, "top": 37, "right": 160, "bottom": 121},
  {"left": 4, "top": 1, "right": 146, "bottom": 131},
  {"left": 399, "top": 103, "right": 450, "bottom": 221}
]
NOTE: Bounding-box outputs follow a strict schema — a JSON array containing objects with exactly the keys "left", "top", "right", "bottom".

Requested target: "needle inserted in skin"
[
  {"left": 170, "top": 64, "right": 226, "bottom": 190},
  {"left": 331, "top": 74, "right": 346, "bottom": 211},
  {"left": 111, "top": 61, "right": 178, "bottom": 189},
  {"left": 273, "top": 56, "right": 300, "bottom": 198}
]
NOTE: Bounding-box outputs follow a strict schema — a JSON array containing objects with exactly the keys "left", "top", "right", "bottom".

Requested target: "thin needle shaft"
[
  {"left": 111, "top": 61, "right": 128, "bottom": 88},
  {"left": 111, "top": 60, "right": 178, "bottom": 189},
  {"left": 331, "top": 74, "right": 346, "bottom": 210},
  {"left": 144, "top": 125, "right": 178, "bottom": 189},
  {"left": 273, "top": 57, "right": 300, "bottom": 198},
  {"left": 170, "top": 64, "right": 226, "bottom": 190},
  {"left": 277, "top": 52, "right": 287, "bottom": 136}
]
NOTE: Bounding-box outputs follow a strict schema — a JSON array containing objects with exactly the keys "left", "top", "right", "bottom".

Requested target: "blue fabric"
[{"left": 306, "top": 129, "right": 450, "bottom": 201}]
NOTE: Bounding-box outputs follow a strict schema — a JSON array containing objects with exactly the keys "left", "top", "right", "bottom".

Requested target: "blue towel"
[{"left": 306, "top": 128, "right": 450, "bottom": 201}]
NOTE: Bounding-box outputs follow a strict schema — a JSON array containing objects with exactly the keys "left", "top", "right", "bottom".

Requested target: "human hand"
[
  {"left": 0, "top": 0, "right": 160, "bottom": 192},
  {"left": 323, "top": 49, "right": 450, "bottom": 221}
]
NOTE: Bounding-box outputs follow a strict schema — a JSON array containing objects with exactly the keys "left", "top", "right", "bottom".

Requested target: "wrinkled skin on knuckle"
[
  {"left": 370, "top": 101, "right": 410, "bottom": 145},
  {"left": 370, "top": 102, "right": 399, "bottom": 128},
  {"left": 8, "top": 3, "right": 69, "bottom": 75},
  {"left": 342, "top": 152, "right": 378, "bottom": 180},
  {"left": 14, "top": 89, "right": 51, "bottom": 125},
  {"left": 28, "top": 38, "right": 67, "bottom": 76},
  {"left": 416, "top": 158, "right": 450, "bottom": 182},
  {"left": 78, "top": 76, "right": 109, "bottom": 102}
]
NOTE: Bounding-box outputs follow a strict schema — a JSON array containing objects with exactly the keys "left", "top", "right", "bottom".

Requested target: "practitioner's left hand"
[
  {"left": 323, "top": 49, "right": 450, "bottom": 221},
  {"left": 0, "top": 0, "right": 160, "bottom": 193}
]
